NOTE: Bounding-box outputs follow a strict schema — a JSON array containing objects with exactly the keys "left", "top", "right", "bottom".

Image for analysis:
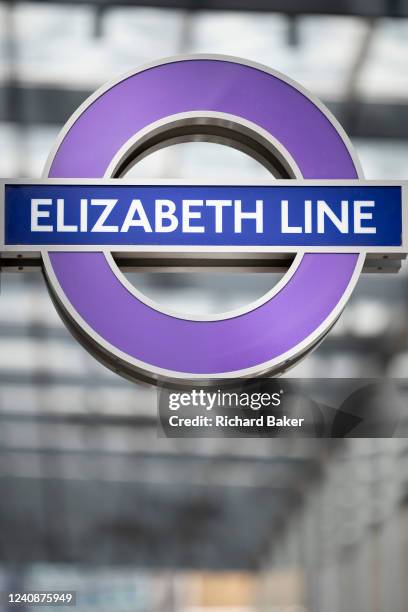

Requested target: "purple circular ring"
[{"left": 45, "top": 57, "right": 361, "bottom": 378}]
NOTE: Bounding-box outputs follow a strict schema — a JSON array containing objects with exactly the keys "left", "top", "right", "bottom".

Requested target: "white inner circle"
[
  {"left": 104, "top": 110, "right": 303, "bottom": 322},
  {"left": 123, "top": 142, "right": 288, "bottom": 316}
]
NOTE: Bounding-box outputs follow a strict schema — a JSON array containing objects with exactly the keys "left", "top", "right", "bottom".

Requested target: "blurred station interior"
[{"left": 0, "top": 0, "right": 408, "bottom": 610}]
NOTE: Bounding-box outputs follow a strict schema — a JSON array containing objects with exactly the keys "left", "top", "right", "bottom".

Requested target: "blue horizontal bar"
[{"left": 3, "top": 183, "right": 403, "bottom": 248}]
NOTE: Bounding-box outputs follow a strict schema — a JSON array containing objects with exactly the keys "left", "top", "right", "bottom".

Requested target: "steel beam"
[{"left": 2, "top": 0, "right": 408, "bottom": 18}]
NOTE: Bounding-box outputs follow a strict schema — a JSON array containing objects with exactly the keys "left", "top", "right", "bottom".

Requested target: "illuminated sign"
[
  {"left": 2, "top": 181, "right": 405, "bottom": 250},
  {"left": 0, "top": 55, "right": 406, "bottom": 384}
]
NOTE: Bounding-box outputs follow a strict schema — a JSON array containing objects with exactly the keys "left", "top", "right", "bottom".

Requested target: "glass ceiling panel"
[
  {"left": 191, "top": 13, "right": 368, "bottom": 101},
  {"left": 358, "top": 18, "right": 408, "bottom": 101},
  {"left": 0, "top": 5, "right": 407, "bottom": 106},
  {"left": 0, "top": 4, "right": 183, "bottom": 87}
]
